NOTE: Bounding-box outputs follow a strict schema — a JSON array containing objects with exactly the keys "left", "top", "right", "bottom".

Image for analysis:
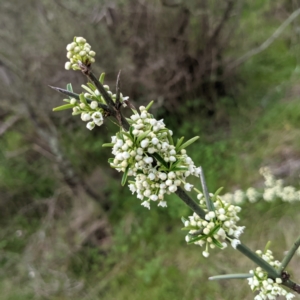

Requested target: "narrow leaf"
[
  {"left": 212, "top": 238, "right": 224, "bottom": 249},
  {"left": 209, "top": 274, "right": 253, "bottom": 280},
  {"left": 99, "top": 73, "right": 105, "bottom": 84},
  {"left": 52, "top": 104, "right": 74, "bottom": 111},
  {"left": 87, "top": 82, "right": 96, "bottom": 91},
  {"left": 181, "top": 216, "right": 188, "bottom": 225},
  {"left": 151, "top": 153, "right": 168, "bottom": 168},
  {"left": 66, "top": 83, "right": 73, "bottom": 92},
  {"left": 81, "top": 84, "right": 95, "bottom": 95},
  {"left": 145, "top": 100, "right": 154, "bottom": 111},
  {"left": 79, "top": 93, "right": 88, "bottom": 106},
  {"left": 137, "top": 130, "right": 151, "bottom": 143},
  {"left": 121, "top": 166, "right": 129, "bottom": 186},
  {"left": 170, "top": 167, "right": 189, "bottom": 172},
  {"left": 122, "top": 132, "right": 134, "bottom": 141},
  {"left": 181, "top": 226, "right": 199, "bottom": 231},
  {"left": 187, "top": 235, "right": 206, "bottom": 244},
  {"left": 102, "top": 143, "right": 114, "bottom": 147},
  {"left": 178, "top": 136, "right": 199, "bottom": 151},
  {"left": 167, "top": 131, "right": 174, "bottom": 145},
  {"left": 175, "top": 137, "right": 185, "bottom": 151}
]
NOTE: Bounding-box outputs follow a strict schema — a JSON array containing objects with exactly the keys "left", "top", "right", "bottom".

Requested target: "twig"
[
  {"left": 279, "top": 234, "right": 300, "bottom": 273},
  {"left": 199, "top": 166, "right": 214, "bottom": 212},
  {"left": 227, "top": 7, "right": 300, "bottom": 71},
  {"left": 175, "top": 186, "right": 206, "bottom": 219},
  {"left": 0, "top": 115, "right": 20, "bottom": 136}
]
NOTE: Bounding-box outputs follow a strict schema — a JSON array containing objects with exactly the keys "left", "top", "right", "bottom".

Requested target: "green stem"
[
  {"left": 175, "top": 187, "right": 206, "bottom": 219},
  {"left": 235, "top": 243, "right": 279, "bottom": 278},
  {"left": 282, "top": 279, "right": 300, "bottom": 293},
  {"left": 279, "top": 234, "right": 300, "bottom": 273},
  {"left": 199, "top": 166, "right": 215, "bottom": 212}
]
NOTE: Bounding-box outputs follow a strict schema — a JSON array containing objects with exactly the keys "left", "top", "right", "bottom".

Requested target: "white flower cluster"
[
  {"left": 65, "top": 37, "right": 96, "bottom": 70},
  {"left": 183, "top": 193, "right": 245, "bottom": 257},
  {"left": 108, "top": 105, "right": 200, "bottom": 209},
  {"left": 247, "top": 250, "right": 295, "bottom": 300},
  {"left": 221, "top": 167, "right": 300, "bottom": 205}
]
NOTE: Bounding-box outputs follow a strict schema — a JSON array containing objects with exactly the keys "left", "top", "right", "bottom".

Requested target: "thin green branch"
[
  {"left": 199, "top": 166, "right": 215, "bottom": 212},
  {"left": 279, "top": 234, "right": 300, "bottom": 273},
  {"left": 282, "top": 279, "right": 300, "bottom": 293},
  {"left": 175, "top": 187, "right": 206, "bottom": 219},
  {"left": 235, "top": 243, "right": 279, "bottom": 278}
]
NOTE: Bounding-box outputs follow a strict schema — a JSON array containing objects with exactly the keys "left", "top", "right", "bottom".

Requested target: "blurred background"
[{"left": 1, "top": 0, "right": 300, "bottom": 299}]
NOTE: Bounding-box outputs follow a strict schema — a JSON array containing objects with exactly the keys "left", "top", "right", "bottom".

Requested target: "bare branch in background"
[
  {"left": 227, "top": 7, "right": 300, "bottom": 71},
  {"left": 0, "top": 115, "right": 20, "bottom": 136}
]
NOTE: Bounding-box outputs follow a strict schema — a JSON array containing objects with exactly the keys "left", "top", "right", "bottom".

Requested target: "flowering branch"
[{"left": 50, "top": 36, "right": 300, "bottom": 300}]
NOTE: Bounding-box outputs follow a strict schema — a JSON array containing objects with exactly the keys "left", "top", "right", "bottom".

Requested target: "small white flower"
[
  {"left": 202, "top": 251, "right": 209, "bottom": 257},
  {"left": 150, "top": 195, "right": 158, "bottom": 201},
  {"left": 70, "top": 98, "right": 77, "bottom": 105},
  {"left": 65, "top": 62, "right": 72, "bottom": 70},
  {"left": 86, "top": 122, "right": 95, "bottom": 130},
  {"left": 184, "top": 183, "right": 193, "bottom": 191},
  {"left": 141, "top": 201, "right": 150, "bottom": 209},
  {"left": 158, "top": 201, "right": 167, "bottom": 207},
  {"left": 231, "top": 239, "right": 240, "bottom": 249},
  {"left": 90, "top": 101, "right": 98, "bottom": 109}
]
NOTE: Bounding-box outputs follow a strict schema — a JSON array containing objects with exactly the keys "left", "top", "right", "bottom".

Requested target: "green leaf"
[
  {"left": 63, "top": 99, "right": 70, "bottom": 103},
  {"left": 122, "top": 132, "right": 134, "bottom": 141},
  {"left": 81, "top": 84, "right": 95, "bottom": 95},
  {"left": 87, "top": 82, "right": 96, "bottom": 91},
  {"left": 99, "top": 73, "right": 105, "bottom": 84},
  {"left": 137, "top": 130, "right": 151, "bottom": 143},
  {"left": 170, "top": 166, "right": 188, "bottom": 172},
  {"left": 72, "top": 111, "right": 82, "bottom": 116},
  {"left": 151, "top": 153, "right": 168, "bottom": 168},
  {"left": 178, "top": 136, "right": 199, "bottom": 151},
  {"left": 211, "top": 187, "right": 224, "bottom": 203},
  {"left": 129, "top": 126, "right": 134, "bottom": 138},
  {"left": 181, "top": 226, "right": 199, "bottom": 231},
  {"left": 66, "top": 83, "right": 73, "bottom": 93},
  {"left": 181, "top": 217, "right": 188, "bottom": 225},
  {"left": 79, "top": 93, "right": 88, "bottom": 106},
  {"left": 126, "top": 118, "right": 134, "bottom": 124},
  {"left": 175, "top": 137, "right": 184, "bottom": 151},
  {"left": 210, "top": 225, "right": 221, "bottom": 236},
  {"left": 212, "top": 237, "right": 224, "bottom": 249},
  {"left": 167, "top": 131, "right": 174, "bottom": 145},
  {"left": 108, "top": 158, "right": 114, "bottom": 163},
  {"left": 145, "top": 100, "right": 154, "bottom": 111},
  {"left": 187, "top": 235, "right": 206, "bottom": 244},
  {"left": 209, "top": 274, "right": 253, "bottom": 281},
  {"left": 102, "top": 143, "right": 114, "bottom": 147},
  {"left": 52, "top": 104, "right": 74, "bottom": 111},
  {"left": 121, "top": 166, "right": 129, "bottom": 186},
  {"left": 170, "top": 158, "right": 184, "bottom": 168}
]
